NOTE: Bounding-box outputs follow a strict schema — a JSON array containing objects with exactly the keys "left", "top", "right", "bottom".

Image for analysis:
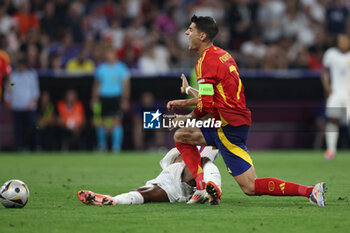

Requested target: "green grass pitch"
[{"left": 0, "top": 150, "right": 349, "bottom": 233}]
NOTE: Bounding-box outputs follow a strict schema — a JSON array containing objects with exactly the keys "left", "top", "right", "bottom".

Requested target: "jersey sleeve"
[{"left": 322, "top": 49, "right": 334, "bottom": 68}]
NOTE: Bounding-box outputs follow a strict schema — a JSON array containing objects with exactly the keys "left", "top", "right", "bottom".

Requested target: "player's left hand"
[{"left": 180, "top": 74, "right": 189, "bottom": 94}]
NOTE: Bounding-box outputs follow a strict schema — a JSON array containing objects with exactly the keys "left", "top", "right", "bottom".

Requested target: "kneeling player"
[{"left": 77, "top": 146, "right": 221, "bottom": 206}]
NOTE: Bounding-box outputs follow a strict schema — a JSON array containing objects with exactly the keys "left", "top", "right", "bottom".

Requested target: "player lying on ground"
[
  {"left": 167, "top": 15, "right": 327, "bottom": 207},
  {"left": 77, "top": 146, "right": 221, "bottom": 206}
]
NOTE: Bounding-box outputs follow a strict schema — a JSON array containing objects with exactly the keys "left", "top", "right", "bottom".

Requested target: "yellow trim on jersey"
[
  {"left": 197, "top": 165, "right": 203, "bottom": 174},
  {"left": 216, "top": 83, "right": 233, "bottom": 108},
  {"left": 217, "top": 128, "right": 253, "bottom": 166},
  {"left": 237, "top": 78, "right": 242, "bottom": 100},
  {"left": 218, "top": 111, "right": 228, "bottom": 127},
  {"left": 196, "top": 51, "right": 208, "bottom": 79},
  {"left": 197, "top": 95, "right": 203, "bottom": 112}
]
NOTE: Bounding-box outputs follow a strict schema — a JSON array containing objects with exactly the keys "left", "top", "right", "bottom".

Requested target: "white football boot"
[
  {"left": 309, "top": 182, "right": 327, "bottom": 207},
  {"left": 187, "top": 189, "right": 209, "bottom": 204}
]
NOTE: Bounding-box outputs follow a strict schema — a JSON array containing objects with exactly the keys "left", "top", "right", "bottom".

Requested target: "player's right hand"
[{"left": 167, "top": 100, "right": 175, "bottom": 111}]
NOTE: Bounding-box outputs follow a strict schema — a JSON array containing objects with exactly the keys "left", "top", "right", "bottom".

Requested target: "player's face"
[
  {"left": 337, "top": 34, "right": 350, "bottom": 52},
  {"left": 185, "top": 23, "right": 202, "bottom": 51}
]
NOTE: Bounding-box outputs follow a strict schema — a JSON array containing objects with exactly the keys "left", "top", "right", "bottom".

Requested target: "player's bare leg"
[
  {"left": 324, "top": 118, "right": 340, "bottom": 160},
  {"left": 135, "top": 185, "right": 169, "bottom": 203},
  {"left": 233, "top": 167, "right": 327, "bottom": 207},
  {"left": 77, "top": 184, "right": 169, "bottom": 206},
  {"left": 174, "top": 127, "right": 222, "bottom": 204}
]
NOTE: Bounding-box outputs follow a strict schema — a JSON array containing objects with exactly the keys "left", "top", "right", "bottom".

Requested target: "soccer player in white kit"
[
  {"left": 322, "top": 34, "right": 350, "bottom": 160},
  {"left": 77, "top": 146, "right": 221, "bottom": 205}
]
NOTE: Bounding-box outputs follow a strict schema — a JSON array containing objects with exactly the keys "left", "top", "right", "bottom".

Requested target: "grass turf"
[{"left": 0, "top": 150, "right": 349, "bottom": 233}]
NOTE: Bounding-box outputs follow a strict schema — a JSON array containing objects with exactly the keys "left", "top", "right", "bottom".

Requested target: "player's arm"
[
  {"left": 321, "top": 67, "right": 332, "bottom": 97},
  {"left": 167, "top": 98, "right": 198, "bottom": 111},
  {"left": 167, "top": 74, "right": 200, "bottom": 111},
  {"left": 180, "top": 74, "right": 199, "bottom": 98}
]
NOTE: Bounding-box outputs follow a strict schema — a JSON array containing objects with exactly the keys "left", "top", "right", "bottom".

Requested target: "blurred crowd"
[{"left": 0, "top": 0, "right": 349, "bottom": 73}]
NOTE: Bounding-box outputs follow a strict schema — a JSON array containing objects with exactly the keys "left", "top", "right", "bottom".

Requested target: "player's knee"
[{"left": 174, "top": 130, "right": 190, "bottom": 143}]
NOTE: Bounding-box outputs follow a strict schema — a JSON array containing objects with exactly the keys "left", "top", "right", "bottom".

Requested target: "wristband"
[{"left": 185, "top": 86, "right": 191, "bottom": 95}]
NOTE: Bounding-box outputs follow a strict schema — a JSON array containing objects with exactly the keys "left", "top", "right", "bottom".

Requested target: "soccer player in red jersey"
[{"left": 167, "top": 15, "right": 327, "bottom": 206}]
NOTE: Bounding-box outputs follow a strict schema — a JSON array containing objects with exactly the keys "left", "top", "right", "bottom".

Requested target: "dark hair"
[{"left": 190, "top": 15, "right": 218, "bottom": 41}]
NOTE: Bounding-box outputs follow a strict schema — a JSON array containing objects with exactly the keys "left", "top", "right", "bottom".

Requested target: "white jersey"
[
  {"left": 146, "top": 146, "right": 219, "bottom": 203},
  {"left": 323, "top": 47, "right": 350, "bottom": 93}
]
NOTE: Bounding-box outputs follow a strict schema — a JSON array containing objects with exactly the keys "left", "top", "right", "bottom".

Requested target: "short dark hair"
[{"left": 191, "top": 15, "right": 218, "bottom": 41}]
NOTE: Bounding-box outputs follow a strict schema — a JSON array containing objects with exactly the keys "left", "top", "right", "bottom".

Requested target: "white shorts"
[
  {"left": 326, "top": 92, "right": 350, "bottom": 122},
  {"left": 146, "top": 162, "right": 194, "bottom": 203}
]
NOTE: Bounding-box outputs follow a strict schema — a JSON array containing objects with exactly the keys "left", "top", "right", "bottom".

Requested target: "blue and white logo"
[{"left": 143, "top": 109, "right": 162, "bottom": 129}]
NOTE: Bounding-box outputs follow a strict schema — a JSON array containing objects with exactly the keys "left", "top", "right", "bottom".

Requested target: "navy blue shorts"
[{"left": 200, "top": 125, "right": 253, "bottom": 176}]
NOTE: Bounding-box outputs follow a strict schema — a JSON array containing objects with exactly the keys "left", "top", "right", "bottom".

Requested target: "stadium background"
[{"left": 0, "top": 0, "right": 350, "bottom": 151}]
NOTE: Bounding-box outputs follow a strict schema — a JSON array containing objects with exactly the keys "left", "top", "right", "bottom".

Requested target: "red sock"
[
  {"left": 175, "top": 142, "right": 205, "bottom": 190},
  {"left": 254, "top": 178, "right": 313, "bottom": 197}
]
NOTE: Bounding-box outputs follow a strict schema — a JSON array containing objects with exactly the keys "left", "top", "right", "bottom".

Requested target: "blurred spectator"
[
  {"left": 92, "top": 48, "right": 130, "bottom": 152},
  {"left": 49, "top": 52, "right": 64, "bottom": 74},
  {"left": 63, "top": 1, "right": 85, "bottom": 43},
  {"left": 57, "top": 89, "right": 85, "bottom": 150},
  {"left": 261, "top": 44, "right": 288, "bottom": 70},
  {"left": 288, "top": 45, "right": 310, "bottom": 69},
  {"left": 102, "top": 18, "right": 125, "bottom": 50},
  {"left": 38, "top": 90, "right": 58, "bottom": 151},
  {"left": 66, "top": 49, "right": 95, "bottom": 74},
  {"left": 155, "top": 6, "right": 178, "bottom": 37},
  {"left": 225, "top": 0, "right": 258, "bottom": 49},
  {"left": 326, "top": 0, "right": 349, "bottom": 35},
  {"left": 241, "top": 33, "right": 266, "bottom": 68},
  {"left": 40, "top": 1, "right": 59, "bottom": 41},
  {"left": 12, "top": 0, "right": 40, "bottom": 37},
  {"left": 257, "top": 0, "right": 285, "bottom": 43},
  {"left": 0, "top": 5, "right": 14, "bottom": 35},
  {"left": 88, "top": 3, "right": 109, "bottom": 40},
  {"left": 138, "top": 41, "right": 170, "bottom": 75},
  {"left": 49, "top": 32, "right": 80, "bottom": 67},
  {"left": 4, "top": 58, "right": 40, "bottom": 151},
  {"left": 117, "top": 31, "right": 142, "bottom": 68}
]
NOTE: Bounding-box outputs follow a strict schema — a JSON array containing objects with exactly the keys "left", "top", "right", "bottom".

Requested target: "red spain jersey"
[{"left": 193, "top": 45, "right": 251, "bottom": 127}]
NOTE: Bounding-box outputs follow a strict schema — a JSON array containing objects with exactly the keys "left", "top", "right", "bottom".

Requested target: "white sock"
[
  {"left": 203, "top": 161, "right": 221, "bottom": 190},
  {"left": 325, "top": 122, "right": 339, "bottom": 153},
  {"left": 113, "top": 191, "right": 144, "bottom": 205}
]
